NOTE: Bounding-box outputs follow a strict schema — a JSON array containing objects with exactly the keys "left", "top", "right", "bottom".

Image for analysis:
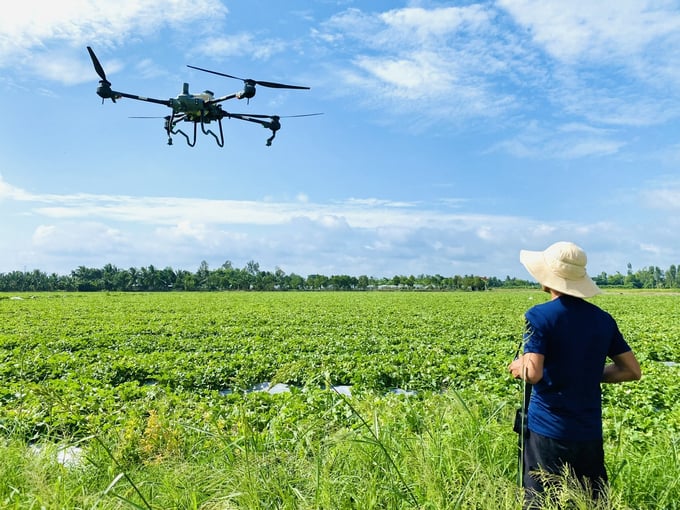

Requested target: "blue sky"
[{"left": 1, "top": 0, "right": 679, "bottom": 279}]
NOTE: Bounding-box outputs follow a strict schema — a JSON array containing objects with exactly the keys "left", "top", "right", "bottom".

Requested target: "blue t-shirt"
[{"left": 523, "top": 295, "right": 631, "bottom": 441}]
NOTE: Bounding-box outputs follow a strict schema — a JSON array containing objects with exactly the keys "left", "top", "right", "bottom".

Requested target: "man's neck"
[{"left": 543, "top": 286, "right": 563, "bottom": 300}]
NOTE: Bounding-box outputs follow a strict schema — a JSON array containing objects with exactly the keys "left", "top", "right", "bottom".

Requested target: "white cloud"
[
  {"left": 379, "top": 6, "right": 491, "bottom": 40},
  {"left": 640, "top": 243, "right": 662, "bottom": 255},
  {"left": 311, "top": 2, "right": 680, "bottom": 145},
  {"left": 530, "top": 224, "right": 558, "bottom": 237},
  {"left": 315, "top": 4, "right": 520, "bottom": 123},
  {"left": 1, "top": 191, "right": 675, "bottom": 276},
  {"left": 31, "top": 221, "right": 127, "bottom": 255},
  {"left": 0, "top": 175, "right": 33, "bottom": 200},
  {"left": 199, "top": 33, "right": 255, "bottom": 58},
  {"left": 323, "top": 5, "right": 492, "bottom": 49},
  {"left": 490, "top": 121, "right": 627, "bottom": 159},
  {"left": 0, "top": 0, "right": 228, "bottom": 79},
  {"left": 0, "top": 175, "right": 593, "bottom": 276},
  {"left": 32, "top": 225, "right": 57, "bottom": 244},
  {"left": 1, "top": 0, "right": 228, "bottom": 48},
  {"left": 498, "top": 0, "right": 680, "bottom": 63},
  {"left": 640, "top": 180, "right": 680, "bottom": 210},
  {"left": 560, "top": 139, "right": 625, "bottom": 159},
  {"left": 497, "top": 1, "right": 680, "bottom": 129},
  {"left": 156, "top": 220, "right": 209, "bottom": 242},
  {"left": 197, "top": 33, "right": 286, "bottom": 61}
]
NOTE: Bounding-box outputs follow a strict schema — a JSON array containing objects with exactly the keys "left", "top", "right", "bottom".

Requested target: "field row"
[{"left": 1, "top": 291, "right": 679, "bottom": 440}]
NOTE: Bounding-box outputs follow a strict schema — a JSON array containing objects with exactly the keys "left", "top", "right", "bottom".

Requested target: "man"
[{"left": 508, "top": 241, "right": 641, "bottom": 507}]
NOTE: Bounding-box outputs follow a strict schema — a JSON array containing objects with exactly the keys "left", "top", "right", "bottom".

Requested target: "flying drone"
[{"left": 87, "top": 46, "right": 321, "bottom": 147}]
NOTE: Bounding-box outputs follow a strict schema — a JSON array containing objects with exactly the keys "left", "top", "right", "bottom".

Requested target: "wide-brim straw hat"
[{"left": 520, "top": 241, "right": 601, "bottom": 298}]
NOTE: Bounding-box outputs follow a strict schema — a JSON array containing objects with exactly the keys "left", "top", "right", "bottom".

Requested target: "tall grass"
[{"left": 2, "top": 388, "right": 671, "bottom": 509}]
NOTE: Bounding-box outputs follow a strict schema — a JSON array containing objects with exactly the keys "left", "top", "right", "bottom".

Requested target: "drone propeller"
[
  {"left": 279, "top": 113, "right": 323, "bottom": 118},
  {"left": 87, "top": 46, "right": 121, "bottom": 103},
  {"left": 186, "top": 65, "right": 310, "bottom": 90},
  {"left": 87, "top": 46, "right": 109, "bottom": 85}
]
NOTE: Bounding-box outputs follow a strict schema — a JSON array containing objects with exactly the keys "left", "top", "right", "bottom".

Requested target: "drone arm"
[
  {"left": 207, "top": 93, "right": 239, "bottom": 105},
  {"left": 227, "top": 113, "right": 267, "bottom": 127},
  {"left": 107, "top": 91, "right": 172, "bottom": 106},
  {"left": 227, "top": 113, "right": 281, "bottom": 146}
]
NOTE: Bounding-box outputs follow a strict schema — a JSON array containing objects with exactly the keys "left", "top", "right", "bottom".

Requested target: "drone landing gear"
[
  {"left": 165, "top": 112, "right": 225, "bottom": 147},
  {"left": 200, "top": 114, "right": 225, "bottom": 148},
  {"left": 166, "top": 112, "right": 197, "bottom": 147},
  {"left": 169, "top": 123, "right": 197, "bottom": 147}
]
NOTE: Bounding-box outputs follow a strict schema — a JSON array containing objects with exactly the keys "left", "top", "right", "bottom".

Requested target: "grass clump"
[{"left": 5, "top": 388, "right": 665, "bottom": 509}]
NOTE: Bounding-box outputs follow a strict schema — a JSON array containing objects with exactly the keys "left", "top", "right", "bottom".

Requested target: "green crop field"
[{"left": 1, "top": 291, "right": 678, "bottom": 509}]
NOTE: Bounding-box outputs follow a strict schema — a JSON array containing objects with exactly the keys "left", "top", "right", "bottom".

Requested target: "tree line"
[
  {"left": 592, "top": 263, "right": 680, "bottom": 290},
  {"left": 0, "top": 260, "right": 678, "bottom": 293}
]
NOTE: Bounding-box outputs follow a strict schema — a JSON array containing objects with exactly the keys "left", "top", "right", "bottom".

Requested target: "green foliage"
[
  {"left": 4, "top": 259, "right": 680, "bottom": 292},
  {"left": 0, "top": 262, "right": 536, "bottom": 291},
  {"left": 0, "top": 290, "right": 678, "bottom": 508}
]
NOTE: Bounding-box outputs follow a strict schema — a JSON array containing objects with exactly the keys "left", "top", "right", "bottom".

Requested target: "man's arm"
[
  {"left": 602, "top": 350, "right": 641, "bottom": 383},
  {"left": 508, "top": 352, "right": 544, "bottom": 384}
]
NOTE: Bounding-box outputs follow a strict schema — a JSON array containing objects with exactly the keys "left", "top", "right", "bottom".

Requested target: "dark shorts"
[{"left": 522, "top": 430, "right": 608, "bottom": 507}]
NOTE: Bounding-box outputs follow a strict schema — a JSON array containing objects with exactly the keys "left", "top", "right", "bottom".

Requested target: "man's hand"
[
  {"left": 602, "top": 351, "right": 641, "bottom": 383},
  {"left": 508, "top": 353, "right": 544, "bottom": 384}
]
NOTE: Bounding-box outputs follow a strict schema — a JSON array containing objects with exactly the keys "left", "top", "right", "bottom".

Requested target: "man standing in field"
[{"left": 508, "top": 241, "right": 641, "bottom": 508}]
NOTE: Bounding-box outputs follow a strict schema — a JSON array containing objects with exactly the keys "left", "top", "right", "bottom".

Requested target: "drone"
[{"left": 86, "top": 46, "right": 321, "bottom": 147}]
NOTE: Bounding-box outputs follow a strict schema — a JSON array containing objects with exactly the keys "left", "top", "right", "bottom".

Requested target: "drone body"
[
  {"left": 173, "top": 84, "right": 213, "bottom": 114},
  {"left": 87, "top": 46, "right": 320, "bottom": 147}
]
